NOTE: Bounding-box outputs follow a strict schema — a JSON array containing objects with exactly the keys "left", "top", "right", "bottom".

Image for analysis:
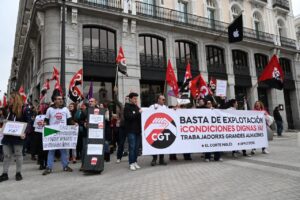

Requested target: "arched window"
[
  {"left": 253, "top": 12, "right": 263, "bottom": 33},
  {"left": 231, "top": 4, "right": 241, "bottom": 20},
  {"left": 83, "top": 26, "right": 116, "bottom": 64},
  {"left": 277, "top": 19, "right": 286, "bottom": 38},
  {"left": 232, "top": 50, "right": 249, "bottom": 75},
  {"left": 279, "top": 58, "right": 292, "bottom": 79},
  {"left": 207, "top": 0, "right": 219, "bottom": 28},
  {"left": 175, "top": 40, "right": 198, "bottom": 71},
  {"left": 206, "top": 45, "right": 226, "bottom": 73},
  {"left": 139, "top": 35, "right": 166, "bottom": 68},
  {"left": 254, "top": 53, "right": 268, "bottom": 76}
]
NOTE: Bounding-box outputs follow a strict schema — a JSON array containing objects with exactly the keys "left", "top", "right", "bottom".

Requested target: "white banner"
[
  {"left": 142, "top": 109, "right": 268, "bottom": 155},
  {"left": 2, "top": 121, "right": 27, "bottom": 136},
  {"left": 42, "top": 125, "right": 78, "bottom": 150},
  {"left": 216, "top": 79, "right": 227, "bottom": 97}
]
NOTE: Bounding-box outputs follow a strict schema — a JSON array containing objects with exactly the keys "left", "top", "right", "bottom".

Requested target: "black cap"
[{"left": 128, "top": 92, "right": 138, "bottom": 99}]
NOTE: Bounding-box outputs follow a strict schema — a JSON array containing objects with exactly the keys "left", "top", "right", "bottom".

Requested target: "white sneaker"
[
  {"left": 116, "top": 159, "right": 121, "bottom": 164},
  {"left": 262, "top": 150, "right": 269, "bottom": 154},
  {"left": 205, "top": 159, "right": 210, "bottom": 162},
  {"left": 134, "top": 162, "right": 141, "bottom": 169},
  {"left": 129, "top": 164, "right": 136, "bottom": 171}
]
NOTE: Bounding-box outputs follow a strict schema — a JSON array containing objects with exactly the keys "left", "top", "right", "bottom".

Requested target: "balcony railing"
[
  {"left": 77, "top": 0, "right": 122, "bottom": 11},
  {"left": 83, "top": 47, "right": 116, "bottom": 64},
  {"left": 233, "top": 65, "right": 250, "bottom": 76},
  {"left": 207, "top": 63, "right": 227, "bottom": 74},
  {"left": 176, "top": 59, "right": 199, "bottom": 72},
  {"left": 273, "top": 0, "right": 290, "bottom": 11},
  {"left": 140, "top": 54, "right": 166, "bottom": 69},
  {"left": 280, "top": 36, "right": 297, "bottom": 49}
]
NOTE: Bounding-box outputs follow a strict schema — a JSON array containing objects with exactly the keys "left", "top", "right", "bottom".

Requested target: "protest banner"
[
  {"left": 216, "top": 79, "right": 227, "bottom": 97},
  {"left": 2, "top": 121, "right": 27, "bottom": 136},
  {"left": 142, "top": 109, "right": 268, "bottom": 155},
  {"left": 42, "top": 125, "right": 78, "bottom": 150}
]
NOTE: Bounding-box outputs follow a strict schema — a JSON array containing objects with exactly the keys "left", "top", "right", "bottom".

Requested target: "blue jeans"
[
  {"left": 47, "top": 149, "right": 68, "bottom": 169},
  {"left": 276, "top": 121, "right": 283, "bottom": 136},
  {"left": 117, "top": 127, "right": 127, "bottom": 160},
  {"left": 128, "top": 133, "right": 140, "bottom": 164}
]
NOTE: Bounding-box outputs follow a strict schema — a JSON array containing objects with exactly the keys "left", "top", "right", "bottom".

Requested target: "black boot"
[
  {"left": 15, "top": 172, "right": 23, "bottom": 181},
  {"left": 0, "top": 173, "right": 8, "bottom": 182},
  {"left": 151, "top": 159, "right": 157, "bottom": 166},
  {"left": 104, "top": 152, "right": 110, "bottom": 162}
]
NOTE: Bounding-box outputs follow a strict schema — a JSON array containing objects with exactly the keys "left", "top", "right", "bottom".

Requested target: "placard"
[
  {"left": 42, "top": 125, "right": 78, "bottom": 150},
  {"left": 88, "top": 128, "right": 103, "bottom": 139},
  {"left": 142, "top": 109, "right": 268, "bottom": 155},
  {"left": 89, "top": 114, "right": 104, "bottom": 124},
  {"left": 87, "top": 144, "right": 103, "bottom": 155},
  {"left": 216, "top": 79, "right": 227, "bottom": 97},
  {"left": 2, "top": 121, "right": 27, "bottom": 136}
]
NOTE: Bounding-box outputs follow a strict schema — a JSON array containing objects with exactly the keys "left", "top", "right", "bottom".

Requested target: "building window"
[
  {"left": 207, "top": 0, "right": 218, "bottom": 28},
  {"left": 206, "top": 45, "right": 226, "bottom": 72},
  {"left": 254, "top": 53, "right": 268, "bottom": 76},
  {"left": 231, "top": 5, "right": 241, "bottom": 20},
  {"left": 277, "top": 19, "right": 286, "bottom": 38},
  {"left": 279, "top": 58, "right": 292, "bottom": 78},
  {"left": 178, "top": 0, "right": 188, "bottom": 22},
  {"left": 139, "top": 35, "right": 166, "bottom": 68},
  {"left": 83, "top": 26, "right": 116, "bottom": 64},
  {"left": 175, "top": 40, "right": 198, "bottom": 71},
  {"left": 232, "top": 50, "right": 249, "bottom": 75}
]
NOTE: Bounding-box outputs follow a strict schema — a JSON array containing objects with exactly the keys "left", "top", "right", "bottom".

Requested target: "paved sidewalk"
[{"left": 0, "top": 132, "right": 300, "bottom": 200}]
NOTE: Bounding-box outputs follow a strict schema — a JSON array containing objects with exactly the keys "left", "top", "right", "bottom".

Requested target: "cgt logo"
[{"left": 144, "top": 113, "right": 176, "bottom": 149}]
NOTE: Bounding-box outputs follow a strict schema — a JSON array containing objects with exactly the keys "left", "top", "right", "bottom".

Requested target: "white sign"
[
  {"left": 87, "top": 144, "right": 103, "bottom": 155},
  {"left": 89, "top": 114, "right": 103, "bottom": 124},
  {"left": 2, "top": 121, "right": 27, "bottom": 136},
  {"left": 88, "top": 128, "right": 103, "bottom": 139},
  {"left": 33, "top": 115, "right": 46, "bottom": 133},
  {"left": 141, "top": 109, "right": 268, "bottom": 155},
  {"left": 42, "top": 125, "right": 79, "bottom": 150},
  {"left": 216, "top": 79, "right": 227, "bottom": 97}
]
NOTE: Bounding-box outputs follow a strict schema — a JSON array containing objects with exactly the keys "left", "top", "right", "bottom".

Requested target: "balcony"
[
  {"left": 207, "top": 64, "right": 227, "bottom": 75},
  {"left": 140, "top": 54, "right": 166, "bottom": 69},
  {"left": 273, "top": 0, "right": 290, "bottom": 13},
  {"left": 249, "top": 0, "right": 268, "bottom": 7},
  {"left": 76, "top": 0, "right": 122, "bottom": 11},
  {"left": 280, "top": 36, "right": 297, "bottom": 49},
  {"left": 83, "top": 47, "right": 116, "bottom": 64},
  {"left": 233, "top": 65, "right": 250, "bottom": 76}
]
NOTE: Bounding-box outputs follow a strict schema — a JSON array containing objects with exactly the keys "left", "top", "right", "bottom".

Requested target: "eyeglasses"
[
  {"left": 160, "top": 99, "right": 166, "bottom": 101},
  {"left": 56, "top": 98, "right": 63, "bottom": 101}
]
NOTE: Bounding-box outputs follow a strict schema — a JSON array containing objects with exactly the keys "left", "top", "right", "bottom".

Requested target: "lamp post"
[{"left": 61, "top": 0, "right": 66, "bottom": 102}]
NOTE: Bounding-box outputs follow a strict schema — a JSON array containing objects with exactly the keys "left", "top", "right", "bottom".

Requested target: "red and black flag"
[
  {"left": 258, "top": 55, "right": 284, "bottom": 90},
  {"left": 40, "top": 79, "right": 50, "bottom": 100},
  {"left": 190, "top": 74, "right": 212, "bottom": 99},
  {"left": 209, "top": 76, "right": 216, "bottom": 91},
  {"left": 179, "top": 62, "right": 192, "bottom": 97},
  {"left": 50, "top": 66, "right": 60, "bottom": 81},
  {"left": 68, "top": 68, "right": 84, "bottom": 103},
  {"left": 166, "top": 60, "right": 179, "bottom": 97},
  {"left": 116, "top": 47, "right": 128, "bottom": 76}
]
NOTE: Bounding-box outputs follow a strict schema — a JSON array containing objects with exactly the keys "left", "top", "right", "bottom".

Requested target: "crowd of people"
[{"left": 0, "top": 89, "right": 284, "bottom": 182}]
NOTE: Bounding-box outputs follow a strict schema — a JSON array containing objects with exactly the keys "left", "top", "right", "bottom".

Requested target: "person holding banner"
[
  {"left": 251, "top": 101, "right": 269, "bottom": 155},
  {"left": 0, "top": 92, "right": 26, "bottom": 182},
  {"left": 42, "top": 91, "right": 74, "bottom": 175},
  {"left": 149, "top": 95, "right": 167, "bottom": 166},
  {"left": 124, "top": 92, "right": 142, "bottom": 171}
]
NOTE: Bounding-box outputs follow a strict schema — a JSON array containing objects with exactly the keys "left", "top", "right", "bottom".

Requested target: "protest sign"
[
  {"left": 2, "top": 121, "right": 27, "bottom": 136},
  {"left": 42, "top": 125, "right": 78, "bottom": 150},
  {"left": 142, "top": 109, "right": 268, "bottom": 155},
  {"left": 33, "top": 115, "right": 46, "bottom": 133},
  {"left": 216, "top": 79, "right": 227, "bottom": 97}
]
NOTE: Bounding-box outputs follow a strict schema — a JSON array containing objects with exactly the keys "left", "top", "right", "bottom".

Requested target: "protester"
[
  {"left": 273, "top": 106, "right": 283, "bottom": 137},
  {"left": 0, "top": 92, "right": 26, "bottom": 182},
  {"left": 68, "top": 102, "right": 77, "bottom": 163},
  {"left": 74, "top": 103, "right": 87, "bottom": 161},
  {"left": 23, "top": 102, "right": 36, "bottom": 159},
  {"left": 149, "top": 94, "right": 167, "bottom": 166},
  {"left": 34, "top": 103, "right": 48, "bottom": 170},
  {"left": 0, "top": 107, "right": 7, "bottom": 162},
  {"left": 42, "top": 90, "right": 74, "bottom": 175},
  {"left": 204, "top": 100, "right": 222, "bottom": 162},
  {"left": 124, "top": 92, "right": 142, "bottom": 171},
  {"left": 226, "top": 99, "right": 250, "bottom": 158},
  {"left": 251, "top": 101, "right": 269, "bottom": 155}
]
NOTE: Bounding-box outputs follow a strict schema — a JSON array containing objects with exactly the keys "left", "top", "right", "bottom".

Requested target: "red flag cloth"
[
  {"left": 209, "top": 76, "right": 216, "bottom": 91},
  {"left": 166, "top": 60, "right": 179, "bottom": 97},
  {"left": 0, "top": 100, "right": 2, "bottom": 107},
  {"left": 116, "top": 47, "right": 128, "bottom": 76},
  {"left": 18, "top": 86, "right": 27, "bottom": 103},
  {"left": 50, "top": 66, "right": 60, "bottom": 81},
  {"left": 40, "top": 79, "right": 50, "bottom": 100},
  {"left": 3, "top": 95, "right": 7, "bottom": 107},
  {"left": 190, "top": 74, "right": 212, "bottom": 98},
  {"left": 68, "top": 68, "right": 84, "bottom": 103},
  {"left": 55, "top": 81, "right": 63, "bottom": 96},
  {"left": 258, "top": 55, "right": 284, "bottom": 90}
]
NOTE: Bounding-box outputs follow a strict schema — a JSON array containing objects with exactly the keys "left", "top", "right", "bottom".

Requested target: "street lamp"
[{"left": 61, "top": 0, "right": 66, "bottom": 102}]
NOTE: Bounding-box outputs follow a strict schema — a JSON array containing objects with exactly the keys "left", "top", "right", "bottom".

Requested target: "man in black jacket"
[
  {"left": 124, "top": 92, "right": 142, "bottom": 171},
  {"left": 273, "top": 106, "right": 283, "bottom": 136}
]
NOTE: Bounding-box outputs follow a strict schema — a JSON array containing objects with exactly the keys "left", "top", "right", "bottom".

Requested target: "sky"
[{"left": 0, "top": 0, "right": 300, "bottom": 102}]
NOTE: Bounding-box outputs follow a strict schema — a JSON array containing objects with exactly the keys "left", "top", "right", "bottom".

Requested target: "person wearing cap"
[
  {"left": 124, "top": 92, "right": 142, "bottom": 171},
  {"left": 149, "top": 94, "right": 167, "bottom": 166},
  {"left": 42, "top": 90, "right": 74, "bottom": 175}
]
